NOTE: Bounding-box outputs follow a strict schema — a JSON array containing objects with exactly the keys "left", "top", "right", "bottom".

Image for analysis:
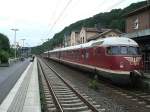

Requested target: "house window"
[
  {"left": 83, "top": 37, "right": 84, "bottom": 43},
  {"left": 133, "top": 17, "right": 139, "bottom": 29}
]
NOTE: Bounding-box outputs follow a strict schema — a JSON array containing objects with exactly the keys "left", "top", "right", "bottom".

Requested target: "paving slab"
[{"left": 0, "top": 58, "right": 41, "bottom": 112}]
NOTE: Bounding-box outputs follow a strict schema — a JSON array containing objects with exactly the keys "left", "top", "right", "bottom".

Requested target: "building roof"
[
  {"left": 88, "top": 29, "right": 122, "bottom": 41},
  {"left": 72, "top": 30, "right": 80, "bottom": 33},
  {"left": 125, "top": 4, "right": 150, "bottom": 17},
  {"left": 85, "top": 27, "right": 98, "bottom": 32}
]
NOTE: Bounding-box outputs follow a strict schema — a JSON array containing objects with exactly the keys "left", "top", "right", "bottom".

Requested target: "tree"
[{"left": 0, "top": 33, "right": 10, "bottom": 63}]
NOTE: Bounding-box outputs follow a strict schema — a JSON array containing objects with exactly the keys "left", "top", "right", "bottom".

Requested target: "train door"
[
  {"left": 81, "top": 48, "right": 87, "bottom": 64},
  {"left": 85, "top": 48, "right": 90, "bottom": 65},
  {"left": 143, "top": 51, "right": 150, "bottom": 73},
  {"left": 94, "top": 47, "right": 104, "bottom": 67},
  {"left": 95, "top": 47, "right": 101, "bottom": 67}
]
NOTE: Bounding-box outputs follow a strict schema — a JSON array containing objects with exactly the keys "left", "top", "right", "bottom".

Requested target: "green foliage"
[
  {"left": 32, "top": 1, "right": 147, "bottom": 54},
  {"left": 88, "top": 79, "right": 99, "bottom": 90},
  {"left": 0, "top": 33, "right": 10, "bottom": 51},
  {"left": 9, "top": 48, "right": 15, "bottom": 58},
  {"left": 0, "top": 33, "right": 10, "bottom": 63},
  {"left": 0, "top": 50, "right": 9, "bottom": 63}
]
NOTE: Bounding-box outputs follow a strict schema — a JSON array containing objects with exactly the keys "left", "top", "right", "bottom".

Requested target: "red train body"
[{"left": 43, "top": 37, "right": 143, "bottom": 84}]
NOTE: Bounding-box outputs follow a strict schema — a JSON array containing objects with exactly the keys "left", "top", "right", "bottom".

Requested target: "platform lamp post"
[
  {"left": 21, "top": 38, "right": 26, "bottom": 47},
  {"left": 21, "top": 39, "right": 26, "bottom": 57},
  {"left": 11, "top": 28, "right": 19, "bottom": 59}
]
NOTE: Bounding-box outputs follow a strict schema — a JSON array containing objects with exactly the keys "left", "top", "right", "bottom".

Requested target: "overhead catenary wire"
[
  {"left": 53, "top": 0, "right": 81, "bottom": 28},
  {"left": 47, "top": 0, "right": 73, "bottom": 38},
  {"left": 48, "top": 0, "right": 60, "bottom": 27},
  {"left": 104, "top": 0, "right": 128, "bottom": 11},
  {"left": 45, "top": 0, "right": 136, "bottom": 44}
]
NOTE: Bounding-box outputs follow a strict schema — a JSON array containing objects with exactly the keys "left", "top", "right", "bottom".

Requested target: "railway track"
[
  {"left": 43, "top": 58, "right": 150, "bottom": 110},
  {"left": 111, "top": 87, "right": 150, "bottom": 108},
  {"left": 38, "top": 58, "right": 104, "bottom": 112},
  {"left": 97, "top": 75, "right": 150, "bottom": 109}
]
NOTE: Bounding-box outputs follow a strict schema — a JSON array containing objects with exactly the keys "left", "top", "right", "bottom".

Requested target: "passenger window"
[
  {"left": 107, "top": 46, "right": 120, "bottom": 55},
  {"left": 120, "top": 46, "right": 128, "bottom": 55},
  {"left": 111, "top": 46, "right": 120, "bottom": 55}
]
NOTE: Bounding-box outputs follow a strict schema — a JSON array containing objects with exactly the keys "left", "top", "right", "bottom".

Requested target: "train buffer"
[{"left": 0, "top": 58, "right": 41, "bottom": 112}]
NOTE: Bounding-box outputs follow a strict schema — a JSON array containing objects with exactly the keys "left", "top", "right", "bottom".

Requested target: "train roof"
[{"left": 47, "top": 37, "right": 138, "bottom": 53}]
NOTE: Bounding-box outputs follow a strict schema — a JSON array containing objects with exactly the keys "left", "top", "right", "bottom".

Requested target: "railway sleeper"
[
  {"left": 44, "top": 92, "right": 51, "bottom": 95},
  {"left": 63, "top": 106, "right": 89, "bottom": 112},
  {"left": 47, "top": 103, "right": 55, "bottom": 108},
  {"left": 45, "top": 100, "right": 53, "bottom": 104},
  {"left": 51, "top": 82, "right": 66, "bottom": 85},
  {"left": 55, "top": 91, "right": 74, "bottom": 95},
  {"left": 53, "top": 89, "right": 71, "bottom": 92},
  {"left": 52, "top": 85, "right": 69, "bottom": 89},
  {"left": 56, "top": 94, "right": 76, "bottom": 97},
  {"left": 48, "top": 79, "right": 62, "bottom": 82},
  {"left": 79, "top": 110, "right": 93, "bottom": 112},
  {"left": 45, "top": 94, "right": 52, "bottom": 98},
  {"left": 61, "top": 102, "right": 84, "bottom": 107},
  {"left": 47, "top": 107, "right": 56, "bottom": 112},
  {"left": 60, "top": 99, "right": 81, "bottom": 103},
  {"left": 53, "top": 88, "right": 71, "bottom": 92},
  {"left": 54, "top": 90, "right": 72, "bottom": 93},
  {"left": 58, "top": 96, "right": 78, "bottom": 100}
]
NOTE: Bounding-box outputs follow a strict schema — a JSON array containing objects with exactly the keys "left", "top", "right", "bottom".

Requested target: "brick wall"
[{"left": 126, "top": 9, "right": 150, "bottom": 33}]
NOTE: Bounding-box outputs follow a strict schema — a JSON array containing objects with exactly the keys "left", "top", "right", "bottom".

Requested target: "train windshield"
[
  {"left": 107, "top": 46, "right": 141, "bottom": 55},
  {"left": 128, "top": 46, "right": 140, "bottom": 55}
]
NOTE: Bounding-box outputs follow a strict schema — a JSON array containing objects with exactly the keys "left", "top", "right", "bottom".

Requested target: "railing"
[
  {"left": 122, "top": 29, "right": 150, "bottom": 38},
  {"left": 8, "top": 58, "right": 20, "bottom": 65},
  {"left": 144, "top": 61, "right": 150, "bottom": 73}
]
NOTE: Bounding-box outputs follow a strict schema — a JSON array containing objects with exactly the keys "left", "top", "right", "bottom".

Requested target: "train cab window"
[
  {"left": 107, "top": 47, "right": 111, "bottom": 54},
  {"left": 120, "top": 46, "right": 128, "bottom": 55},
  {"left": 107, "top": 46, "right": 120, "bottom": 55},
  {"left": 128, "top": 46, "right": 140, "bottom": 55}
]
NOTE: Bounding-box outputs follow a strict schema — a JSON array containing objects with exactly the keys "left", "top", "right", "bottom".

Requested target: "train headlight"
[{"left": 120, "top": 62, "right": 124, "bottom": 68}]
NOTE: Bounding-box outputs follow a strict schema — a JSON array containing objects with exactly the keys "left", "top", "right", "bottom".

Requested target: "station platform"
[
  {"left": 0, "top": 58, "right": 41, "bottom": 112},
  {"left": 143, "top": 73, "right": 150, "bottom": 89}
]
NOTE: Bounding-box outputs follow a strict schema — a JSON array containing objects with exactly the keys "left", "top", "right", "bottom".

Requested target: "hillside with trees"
[{"left": 31, "top": 1, "right": 147, "bottom": 54}]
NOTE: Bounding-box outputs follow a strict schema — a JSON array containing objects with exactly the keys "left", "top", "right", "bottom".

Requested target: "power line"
[
  {"left": 47, "top": 0, "right": 73, "bottom": 38},
  {"left": 46, "top": 0, "right": 128, "bottom": 41},
  {"left": 55, "top": 0, "right": 81, "bottom": 27},
  {"left": 48, "top": 0, "right": 60, "bottom": 26},
  {"left": 104, "top": 0, "right": 128, "bottom": 11}
]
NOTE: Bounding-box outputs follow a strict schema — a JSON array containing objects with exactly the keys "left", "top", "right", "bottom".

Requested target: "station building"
[
  {"left": 123, "top": 3, "right": 150, "bottom": 72},
  {"left": 19, "top": 47, "right": 31, "bottom": 57}
]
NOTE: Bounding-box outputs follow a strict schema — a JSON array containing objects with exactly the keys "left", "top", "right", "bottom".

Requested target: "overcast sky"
[{"left": 0, "top": 0, "right": 144, "bottom": 47}]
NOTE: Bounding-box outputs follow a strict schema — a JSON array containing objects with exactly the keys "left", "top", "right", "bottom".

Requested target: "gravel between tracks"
[{"left": 45, "top": 59, "right": 150, "bottom": 112}]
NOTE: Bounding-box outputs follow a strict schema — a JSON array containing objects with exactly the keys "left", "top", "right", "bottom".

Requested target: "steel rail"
[
  {"left": 38, "top": 60, "right": 64, "bottom": 112},
  {"left": 41, "top": 58, "right": 100, "bottom": 112}
]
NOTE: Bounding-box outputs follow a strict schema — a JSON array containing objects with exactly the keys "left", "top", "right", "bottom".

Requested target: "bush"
[
  {"left": 0, "top": 50, "right": 9, "bottom": 63},
  {"left": 88, "top": 79, "right": 99, "bottom": 90}
]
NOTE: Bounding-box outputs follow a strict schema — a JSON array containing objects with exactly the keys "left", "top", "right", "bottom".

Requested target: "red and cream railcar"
[{"left": 44, "top": 37, "right": 143, "bottom": 84}]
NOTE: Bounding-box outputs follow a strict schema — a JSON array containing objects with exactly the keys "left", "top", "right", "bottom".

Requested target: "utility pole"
[
  {"left": 21, "top": 39, "right": 26, "bottom": 57},
  {"left": 21, "top": 39, "right": 26, "bottom": 47},
  {"left": 148, "top": 0, "right": 150, "bottom": 4},
  {"left": 11, "top": 28, "right": 19, "bottom": 59}
]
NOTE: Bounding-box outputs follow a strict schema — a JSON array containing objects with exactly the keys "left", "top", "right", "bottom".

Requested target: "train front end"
[{"left": 102, "top": 37, "right": 144, "bottom": 85}]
